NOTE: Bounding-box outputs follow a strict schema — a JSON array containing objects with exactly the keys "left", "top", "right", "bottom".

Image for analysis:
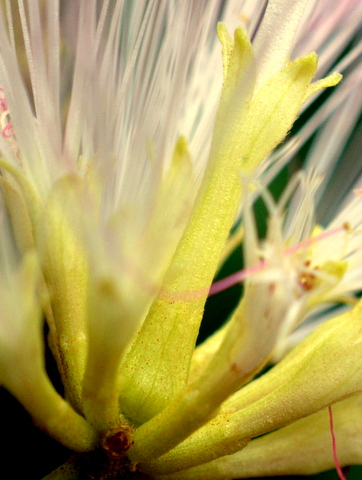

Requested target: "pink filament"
[
  {"left": 328, "top": 405, "right": 348, "bottom": 480},
  {"left": 2, "top": 123, "right": 13, "bottom": 139},
  {"left": 0, "top": 87, "right": 7, "bottom": 111},
  {"left": 209, "top": 225, "right": 344, "bottom": 296}
]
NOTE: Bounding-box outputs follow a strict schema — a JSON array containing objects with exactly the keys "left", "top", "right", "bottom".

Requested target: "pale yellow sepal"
[
  {"left": 118, "top": 137, "right": 195, "bottom": 425},
  {"left": 217, "top": 24, "right": 253, "bottom": 102},
  {"left": 210, "top": 45, "right": 322, "bottom": 175},
  {"left": 0, "top": 161, "right": 59, "bottom": 367},
  {"left": 139, "top": 135, "right": 194, "bottom": 279},
  {"left": 304, "top": 71, "right": 342, "bottom": 103},
  {"left": 0, "top": 176, "right": 35, "bottom": 253},
  {"left": 38, "top": 175, "right": 89, "bottom": 413},
  {"left": 117, "top": 35, "right": 341, "bottom": 432},
  {"left": 233, "top": 52, "right": 318, "bottom": 171},
  {"left": 83, "top": 276, "right": 138, "bottom": 433},
  {"left": 0, "top": 159, "right": 41, "bottom": 244},
  {"left": 162, "top": 393, "right": 362, "bottom": 479},
  {"left": 217, "top": 23, "right": 234, "bottom": 81},
  {"left": 211, "top": 25, "right": 254, "bottom": 158},
  {"left": 0, "top": 159, "right": 42, "bottom": 229}
]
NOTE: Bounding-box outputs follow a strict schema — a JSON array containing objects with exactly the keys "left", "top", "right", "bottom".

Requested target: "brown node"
[
  {"left": 102, "top": 424, "right": 135, "bottom": 458},
  {"left": 74, "top": 423, "right": 150, "bottom": 480}
]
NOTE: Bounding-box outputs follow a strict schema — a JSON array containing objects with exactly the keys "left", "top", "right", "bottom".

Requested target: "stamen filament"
[{"left": 328, "top": 405, "right": 348, "bottom": 480}]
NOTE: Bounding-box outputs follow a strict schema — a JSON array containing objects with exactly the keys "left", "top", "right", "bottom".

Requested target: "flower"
[{"left": 0, "top": 1, "right": 361, "bottom": 479}]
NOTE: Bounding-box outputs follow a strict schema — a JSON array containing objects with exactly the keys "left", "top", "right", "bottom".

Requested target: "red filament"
[{"left": 328, "top": 405, "right": 347, "bottom": 480}]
